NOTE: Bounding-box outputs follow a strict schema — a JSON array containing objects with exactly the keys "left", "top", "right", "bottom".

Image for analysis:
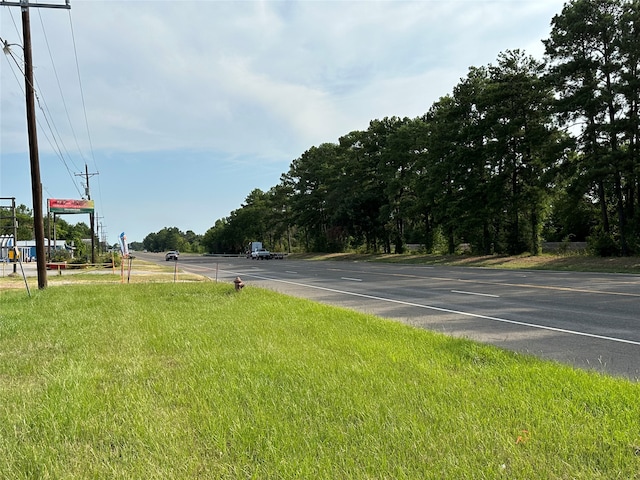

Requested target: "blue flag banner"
[{"left": 119, "top": 232, "right": 129, "bottom": 257}]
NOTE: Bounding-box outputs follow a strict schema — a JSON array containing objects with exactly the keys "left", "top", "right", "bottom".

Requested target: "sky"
[{"left": 1, "top": 0, "right": 566, "bottom": 244}]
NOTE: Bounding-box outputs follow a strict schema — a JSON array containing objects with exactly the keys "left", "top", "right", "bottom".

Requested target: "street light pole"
[{"left": 21, "top": 4, "right": 47, "bottom": 289}]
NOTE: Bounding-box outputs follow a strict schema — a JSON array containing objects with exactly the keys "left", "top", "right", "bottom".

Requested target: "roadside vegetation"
[
  {"left": 4, "top": 1, "right": 640, "bottom": 264},
  {"left": 0, "top": 258, "right": 205, "bottom": 290},
  {"left": 198, "top": 0, "right": 640, "bottom": 260},
  {"left": 293, "top": 252, "right": 640, "bottom": 274},
  {"left": 1, "top": 268, "right": 639, "bottom": 478}
]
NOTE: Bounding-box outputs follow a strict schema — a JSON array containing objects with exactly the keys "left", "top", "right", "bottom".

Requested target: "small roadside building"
[{"left": 0, "top": 236, "right": 70, "bottom": 262}]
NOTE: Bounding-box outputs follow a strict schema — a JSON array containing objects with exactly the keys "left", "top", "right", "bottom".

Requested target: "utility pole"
[
  {"left": 2, "top": 0, "right": 71, "bottom": 289},
  {"left": 99, "top": 222, "right": 108, "bottom": 252},
  {"left": 94, "top": 212, "right": 104, "bottom": 253},
  {"left": 76, "top": 165, "right": 97, "bottom": 263},
  {"left": 22, "top": 3, "right": 47, "bottom": 288}
]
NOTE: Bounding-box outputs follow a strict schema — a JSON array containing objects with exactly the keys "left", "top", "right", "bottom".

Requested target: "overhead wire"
[
  {"left": 4, "top": 3, "right": 21, "bottom": 39},
  {"left": 67, "top": 9, "right": 101, "bottom": 187},
  {"left": 33, "top": 8, "right": 86, "bottom": 198},
  {"left": 33, "top": 8, "right": 85, "bottom": 197},
  {"left": 1, "top": 33, "right": 82, "bottom": 198},
  {"left": 3, "top": 3, "right": 106, "bottom": 235},
  {"left": 34, "top": 91, "right": 84, "bottom": 198},
  {"left": 66, "top": 6, "right": 106, "bottom": 242},
  {"left": 37, "top": 8, "right": 83, "bottom": 173},
  {"left": 2, "top": 5, "right": 83, "bottom": 198}
]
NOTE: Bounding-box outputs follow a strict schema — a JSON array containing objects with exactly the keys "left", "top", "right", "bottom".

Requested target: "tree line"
[
  {"left": 141, "top": 227, "right": 203, "bottom": 254},
  {"left": 200, "top": 0, "right": 640, "bottom": 257},
  {"left": 8, "top": 1, "right": 640, "bottom": 258},
  {"left": 0, "top": 204, "right": 204, "bottom": 258},
  {"left": 0, "top": 203, "right": 104, "bottom": 261},
  {"left": 1, "top": 204, "right": 92, "bottom": 247}
]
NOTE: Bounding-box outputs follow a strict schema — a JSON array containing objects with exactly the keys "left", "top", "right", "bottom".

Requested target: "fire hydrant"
[{"left": 234, "top": 276, "right": 245, "bottom": 291}]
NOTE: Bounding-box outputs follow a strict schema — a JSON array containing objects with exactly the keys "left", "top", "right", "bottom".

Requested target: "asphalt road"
[{"left": 139, "top": 253, "right": 640, "bottom": 381}]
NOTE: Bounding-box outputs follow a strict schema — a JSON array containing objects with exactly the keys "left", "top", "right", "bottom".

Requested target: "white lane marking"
[
  {"left": 451, "top": 290, "right": 499, "bottom": 298},
  {"left": 285, "top": 271, "right": 298, "bottom": 274},
  {"left": 341, "top": 277, "right": 363, "bottom": 282},
  {"left": 217, "top": 269, "right": 640, "bottom": 347}
]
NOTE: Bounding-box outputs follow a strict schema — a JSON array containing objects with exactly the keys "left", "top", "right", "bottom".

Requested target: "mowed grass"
[
  {"left": 295, "top": 252, "right": 640, "bottom": 274},
  {"left": 1, "top": 282, "right": 639, "bottom": 479}
]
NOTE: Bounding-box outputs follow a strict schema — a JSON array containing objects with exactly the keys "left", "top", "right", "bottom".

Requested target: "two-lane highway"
[{"left": 139, "top": 253, "right": 640, "bottom": 380}]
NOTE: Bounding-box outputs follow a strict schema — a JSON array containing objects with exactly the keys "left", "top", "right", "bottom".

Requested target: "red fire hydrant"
[{"left": 234, "top": 276, "right": 245, "bottom": 291}]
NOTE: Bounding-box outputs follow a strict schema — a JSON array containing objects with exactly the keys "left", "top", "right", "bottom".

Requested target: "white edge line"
[
  {"left": 451, "top": 290, "right": 499, "bottom": 298},
  {"left": 220, "top": 269, "right": 640, "bottom": 347}
]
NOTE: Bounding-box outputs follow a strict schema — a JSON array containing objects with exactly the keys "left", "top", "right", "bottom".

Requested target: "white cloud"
[{"left": 1, "top": 0, "right": 566, "bottom": 241}]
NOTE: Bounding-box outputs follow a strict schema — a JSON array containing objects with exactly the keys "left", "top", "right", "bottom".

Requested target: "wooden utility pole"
[
  {"left": 22, "top": 5, "right": 47, "bottom": 288},
  {"left": 76, "top": 164, "right": 98, "bottom": 263},
  {"left": 1, "top": 0, "right": 71, "bottom": 289}
]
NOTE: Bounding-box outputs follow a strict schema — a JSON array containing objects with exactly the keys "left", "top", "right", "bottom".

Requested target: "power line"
[
  {"left": 1, "top": 0, "right": 72, "bottom": 290},
  {"left": 67, "top": 8, "right": 103, "bottom": 224},
  {"left": 67, "top": 8, "right": 95, "bottom": 172},
  {"left": 2, "top": 36, "right": 83, "bottom": 197},
  {"left": 37, "top": 8, "right": 84, "bottom": 172},
  {"left": 3, "top": 1, "right": 106, "bottom": 237}
]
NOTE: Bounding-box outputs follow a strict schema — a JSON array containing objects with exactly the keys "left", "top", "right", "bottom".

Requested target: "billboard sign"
[{"left": 48, "top": 198, "right": 94, "bottom": 214}]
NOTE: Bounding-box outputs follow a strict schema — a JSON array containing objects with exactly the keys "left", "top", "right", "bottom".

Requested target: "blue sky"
[{"left": 1, "top": 0, "right": 565, "bottom": 243}]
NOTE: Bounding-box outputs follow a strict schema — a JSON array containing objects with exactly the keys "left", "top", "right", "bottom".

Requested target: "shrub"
[{"left": 587, "top": 230, "right": 620, "bottom": 257}]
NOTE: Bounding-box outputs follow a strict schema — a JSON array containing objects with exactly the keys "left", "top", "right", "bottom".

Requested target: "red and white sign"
[{"left": 48, "top": 198, "right": 94, "bottom": 214}]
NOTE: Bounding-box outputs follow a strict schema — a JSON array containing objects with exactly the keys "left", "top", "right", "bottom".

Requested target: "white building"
[{"left": 0, "top": 236, "right": 69, "bottom": 261}]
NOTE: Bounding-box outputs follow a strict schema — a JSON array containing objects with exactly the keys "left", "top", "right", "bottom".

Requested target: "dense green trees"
[
  {"left": 0, "top": 204, "right": 37, "bottom": 240},
  {"left": 142, "top": 227, "right": 203, "bottom": 254},
  {"left": 199, "top": 187, "right": 294, "bottom": 254},
  {"left": 200, "top": 0, "right": 639, "bottom": 256},
  {"left": 6, "top": 2, "right": 639, "bottom": 257},
  {"left": 1, "top": 204, "right": 93, "bottom": 245},
  {"left": 0, "top": 203, "right": 105, "bottom": 263},
  {"left": 545, "top": 0, "right": 640, "bottom": 254}
]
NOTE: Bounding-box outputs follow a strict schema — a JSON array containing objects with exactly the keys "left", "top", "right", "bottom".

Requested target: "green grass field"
[{"left": 1, "top": 280, "right": 639, "bottom": 479}]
